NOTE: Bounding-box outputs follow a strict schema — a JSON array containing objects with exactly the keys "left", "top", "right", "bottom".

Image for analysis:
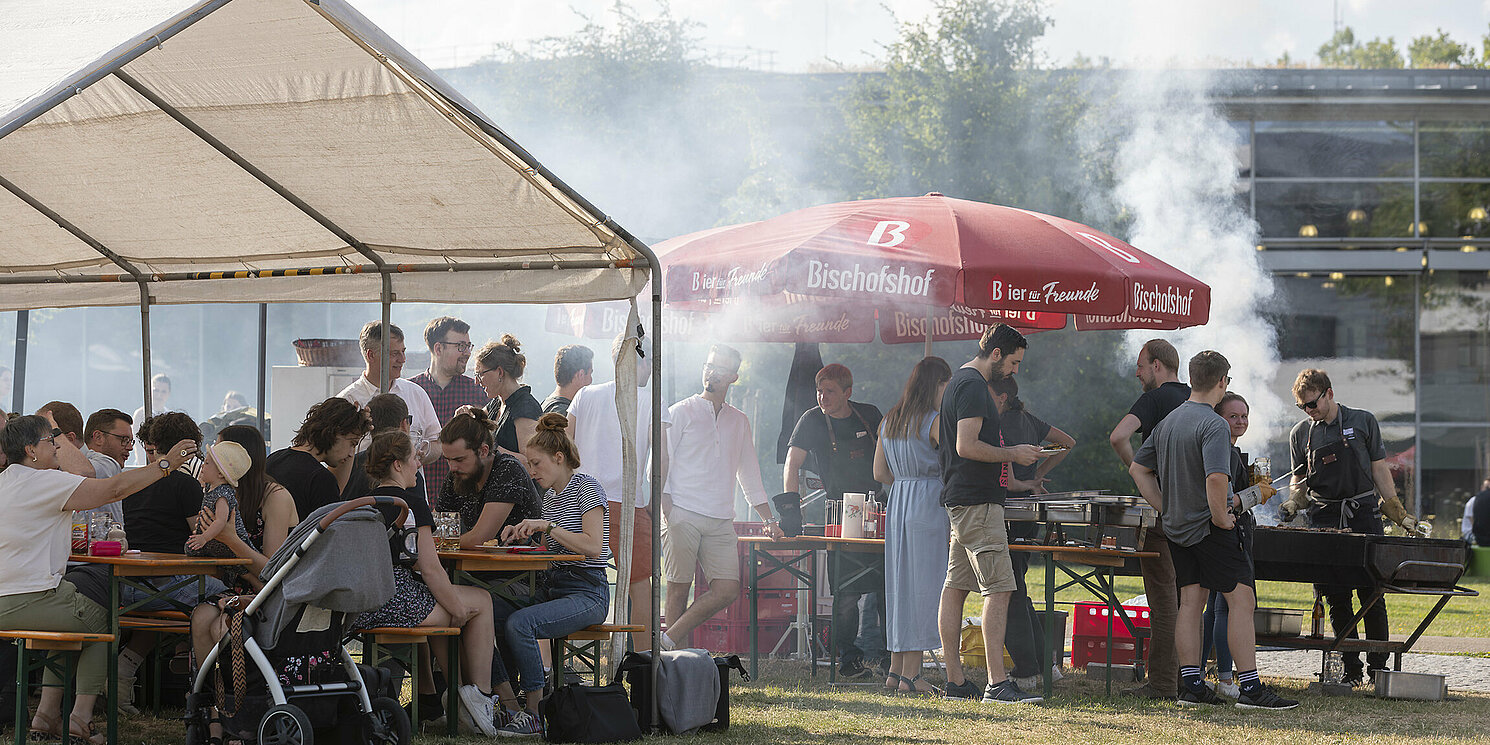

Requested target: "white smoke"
[{"left": 1098, "top": 70, "right": 1284, "bottom": 452}]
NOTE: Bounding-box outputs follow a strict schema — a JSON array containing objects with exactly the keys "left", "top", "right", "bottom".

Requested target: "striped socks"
[
  {"left": 1181, "top": 665, "right": 1205, "bottom": 691},
  {"left": 1237, "top": 669, "right": 1262, "bottom": 694}
]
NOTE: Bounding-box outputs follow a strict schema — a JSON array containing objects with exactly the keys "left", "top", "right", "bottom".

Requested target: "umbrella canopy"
[{"left": 661, "top": 194, "right": 1210, "bottom": 332}]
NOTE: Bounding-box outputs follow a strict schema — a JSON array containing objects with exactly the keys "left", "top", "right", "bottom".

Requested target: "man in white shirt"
[
  {"left": 569, "top": 336, "right": 669, "bottom": 650},
  {"left": 659, "top": 344, "right": 777, "bottom": 649},
  {"left": 337, "top": 321, "right": 441, "bottom": 502}
]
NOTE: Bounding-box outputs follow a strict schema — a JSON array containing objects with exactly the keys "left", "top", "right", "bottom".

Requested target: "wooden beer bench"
[{"left": 0, "top": 630, "right": 116, "bottom": 745}]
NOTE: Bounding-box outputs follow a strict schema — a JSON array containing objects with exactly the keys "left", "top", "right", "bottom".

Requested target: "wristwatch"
[
  {"left": 156, "top": 459, "right": 172, "bottom": 473},
  {"left": 546, "top": 521, "right": 559, "bottom": 534}
]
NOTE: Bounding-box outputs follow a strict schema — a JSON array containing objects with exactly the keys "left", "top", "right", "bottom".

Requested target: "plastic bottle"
[{"left": 1322, "top": 651, "right": 1344, "bottom": 685}]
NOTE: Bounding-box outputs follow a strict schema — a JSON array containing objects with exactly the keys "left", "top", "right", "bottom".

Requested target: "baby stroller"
[{"left": 184, "top": 496, "right": 417, "bottom": 745}]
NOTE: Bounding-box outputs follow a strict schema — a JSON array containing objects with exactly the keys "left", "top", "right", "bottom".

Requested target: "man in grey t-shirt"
[{"left": 1131, "top": 351, "right": 1297, "bottom": 710}]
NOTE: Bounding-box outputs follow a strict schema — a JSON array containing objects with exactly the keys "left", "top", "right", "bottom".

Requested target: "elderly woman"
[{"left": 0, "top": 415, "right": 195, "bottom": 744}]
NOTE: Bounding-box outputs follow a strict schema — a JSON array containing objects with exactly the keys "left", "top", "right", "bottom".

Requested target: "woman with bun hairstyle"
[
  {"left": 473, "top": 335, "right": 542, "bottom": 461},
  {"left": 489, "top": 413, "right": 610, "bottom": 736},
  {"left": 355, "top": 430, "right": 514, "bottom": 736}
]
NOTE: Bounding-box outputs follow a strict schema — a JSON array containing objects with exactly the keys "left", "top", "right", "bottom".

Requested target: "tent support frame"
[
  {"left": 112, "top": 69, "right": 400, "bottom": 390},
  {"left": 0, "top": 172, "right": 156, "bottom": 413}
]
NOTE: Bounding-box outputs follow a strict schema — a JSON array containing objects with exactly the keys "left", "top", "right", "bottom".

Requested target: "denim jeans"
[
  {"left": 1201, "top": 591, "right": 1232, "bottom": 676},
  {"left": 491, "top": 567, "right": 609, "bottom": 693},
  {"left": 65, "top": 563, "right": 227, "bottom": 611}
]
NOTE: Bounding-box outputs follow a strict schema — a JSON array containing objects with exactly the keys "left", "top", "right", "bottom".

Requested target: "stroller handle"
[{"left": 321, "top": 496, "right": 409, "bottom": 530}]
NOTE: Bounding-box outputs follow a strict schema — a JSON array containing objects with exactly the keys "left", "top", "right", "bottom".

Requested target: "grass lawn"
[
  {"left": 1000, "top": 564, "right": 1490, "bottom": 638},
  {"left": 100, "top": 662, "right": 1490, "bottom": 745}
]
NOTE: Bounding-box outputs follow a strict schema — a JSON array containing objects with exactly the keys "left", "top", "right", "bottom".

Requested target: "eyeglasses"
[
  {"left": 404, "top": 415, "right": 414, "bottom": 424},
  {"left": 1225, "top": 376, "right": 1232, "bottom": 386},
  {"left": 438, "top": 341, "right": 474, "bottom": 353},
  {"left": 101, "top": 431, "right": 136, "bottom": 447},
  {"left": 704, "top": 362, "right": 738, "bottom": 376},
  {"left": 39, "top": 435, "right": 56, "bottom": 447},
  {"left": 1296, "top": 391, "right": 1325, "bottom": 411},
  {"left": 474, "top": 367, "right": 493, "bottom": 378}
]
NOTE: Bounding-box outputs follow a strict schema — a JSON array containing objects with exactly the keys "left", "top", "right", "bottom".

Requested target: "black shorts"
[{"left": 1168, "top": 526, "right": 1254, "bottom": 594}]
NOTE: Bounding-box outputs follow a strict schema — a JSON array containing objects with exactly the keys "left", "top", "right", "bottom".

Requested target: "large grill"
[{"left": 1251, "top": 527, "right": 1468, "bottom": 589}]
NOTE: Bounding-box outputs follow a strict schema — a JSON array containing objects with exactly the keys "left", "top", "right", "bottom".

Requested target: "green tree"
[
  {"left": 1317, "top": 27, "right": 1404, "bottom": 68},
  {"left": 822, "top": 0, "right": 1136, "bottom": 491},
  {"left": 1408, "top": 29, "right": 1475, "bottom": 68}
]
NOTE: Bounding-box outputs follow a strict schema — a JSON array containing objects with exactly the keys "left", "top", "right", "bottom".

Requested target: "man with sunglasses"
[
  {"left": 411, "top": 316, "right": 491, "bottom": 495},
  {"left": 1281, "top": 368, "right": 1417, "bottom": 687}
]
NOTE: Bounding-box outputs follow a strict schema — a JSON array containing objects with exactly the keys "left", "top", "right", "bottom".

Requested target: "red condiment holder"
[{"left": 89, "top": 540, "right": 123, "bottom": 557}]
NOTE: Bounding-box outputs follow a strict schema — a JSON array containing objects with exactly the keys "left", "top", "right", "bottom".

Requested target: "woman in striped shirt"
[{"left": 491, "top": 413, "right": 610, "bottom": 736}]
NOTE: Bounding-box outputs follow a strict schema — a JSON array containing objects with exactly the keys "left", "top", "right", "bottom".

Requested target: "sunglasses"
[{"left": 1296, "top": 391, "right": 1325, "bottom": 411}]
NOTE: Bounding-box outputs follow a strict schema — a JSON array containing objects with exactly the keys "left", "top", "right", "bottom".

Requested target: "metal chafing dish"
[{"left": 1003, "top": 493, "right": 1157, "bottom": 550}]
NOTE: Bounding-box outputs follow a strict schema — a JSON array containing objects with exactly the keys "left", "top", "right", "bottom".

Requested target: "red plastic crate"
[
  {"left": 693, "top": 619, "right": 795, "bottom": 655},
  {"left": 1071, "top": 634, "right": 1151, "bottom": 668},
  {"left": 1072, "top": 602, "right": 1151, "bottom": 640},
  {"left": 718, "top": 590, "right": 797, "bottom": 622}
]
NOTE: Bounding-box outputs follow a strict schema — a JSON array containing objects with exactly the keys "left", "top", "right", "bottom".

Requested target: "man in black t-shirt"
[
  {"left": 784, "top": 364, "right": 886, "bottom": 677},
  {"left": 937, "top": 324, "right": 1045, "bottom": 704},
  {"left": 267, "top": 397, "right": 371, "bottom": 520},
  {"left": 1108, "top": 339, "right": 1188, "bottom": 700}
]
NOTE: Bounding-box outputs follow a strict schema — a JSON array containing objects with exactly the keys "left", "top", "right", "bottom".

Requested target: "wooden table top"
[
  {"left": 437, "top": 548, "right": 584, "bottom": 569},
  {"left": 72, "top": 551, "right": 252, "bottom": 576},
  {"left": 740, "top": 535, "right": 886, "bottom": 550}
]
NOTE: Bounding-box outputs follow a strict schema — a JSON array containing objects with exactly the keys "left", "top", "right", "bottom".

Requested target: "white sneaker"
[
  {"left": 1013, "top": 674, "right": 1040, "bottom": 690},
  {"left": 660, "top": 632, "right": 677, "bottom": 651},
  {"left": 1216, "top": 679, "right": 1240, "bottom": 699},
  {"left": 1051, "top": 665, "right": 1065, "bottom": 682},
  {"left": 457, "top": 685, "right": 500, "bottom": 737}
]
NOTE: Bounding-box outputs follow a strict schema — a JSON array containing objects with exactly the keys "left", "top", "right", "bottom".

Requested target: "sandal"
[
  {"left": 898, "top": 673, "right": 940, "bottom": 696},
  {"left": 67, "top": 715, "right": 106, "bottom": 745},
  {"left": 28, "top": 711, "right": 64, "bottom": 742},
  {"left": 882, "top": 672, "right": 905, "bottom": 692}
]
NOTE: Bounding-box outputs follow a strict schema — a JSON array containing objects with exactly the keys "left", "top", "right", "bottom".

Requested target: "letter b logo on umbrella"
[{"left": 867, "top": 220, "right": 912, "bottom": 248}]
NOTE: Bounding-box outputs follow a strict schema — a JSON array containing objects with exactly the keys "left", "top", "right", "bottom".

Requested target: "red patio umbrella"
[{"left": 660, "top": 193, "right": 1210, "bottom": 338}]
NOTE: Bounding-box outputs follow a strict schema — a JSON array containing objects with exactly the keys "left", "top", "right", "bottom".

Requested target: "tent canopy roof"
[{"left": 0, "top": 0, "right": 651, "bottom": 311}]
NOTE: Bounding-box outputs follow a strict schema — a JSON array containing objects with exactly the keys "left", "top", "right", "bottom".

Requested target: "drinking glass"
[{"left": 434, "top": 512, "right": 462, "bottom": 550}]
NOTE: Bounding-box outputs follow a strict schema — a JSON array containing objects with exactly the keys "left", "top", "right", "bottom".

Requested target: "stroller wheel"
[
  {"left": 257, "top": 703, "right": 313, "bottom": 745},
  {"left": 368, "top": 697, "right": 411, "bottom": 745}
]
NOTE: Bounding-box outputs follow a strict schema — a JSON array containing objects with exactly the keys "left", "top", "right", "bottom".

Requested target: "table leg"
[
  {"left": 1104, "top": 566, "right": 1115, "bottom": 698},
  {"left": 828, "top": 548, "right": 837, "bottom": 685},
  {"left": 106, "top": 569, "right": 119, "bottom": 745},
  {"left": 808, "top": 549, "right": 818, "bottom": 678},
  {"left": 749, "top": 542, "right": 759, "bottom": 680},
  {"left": 1043, "top": 554, "right": 1055, "bottom": 699}
]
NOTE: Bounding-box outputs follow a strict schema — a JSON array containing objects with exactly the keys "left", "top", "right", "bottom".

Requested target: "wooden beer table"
[{"left": 73, "top": 551, "right": 252, "bottom": 745}]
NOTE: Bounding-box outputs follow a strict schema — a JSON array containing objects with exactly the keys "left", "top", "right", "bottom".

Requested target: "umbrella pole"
[
  {"left": 12, "top": 310, "right": 27, "bottom": 413},
  {"left": 924, "top": 305, "right": 934, "bottom": 358}
]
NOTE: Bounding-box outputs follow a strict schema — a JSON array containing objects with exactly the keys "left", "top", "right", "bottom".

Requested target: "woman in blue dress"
[{"left": 873, "top": 356, "right": 952, "bottom": 694}]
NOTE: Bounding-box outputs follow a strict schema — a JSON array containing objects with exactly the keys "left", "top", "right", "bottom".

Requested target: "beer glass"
[{"left": 434, "top": 512, "right": 462, "bottom": 550}]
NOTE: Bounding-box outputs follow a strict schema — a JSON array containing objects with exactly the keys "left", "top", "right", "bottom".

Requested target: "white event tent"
[{"left": 0, "top": 0, "right": 662, "bottom": 697}]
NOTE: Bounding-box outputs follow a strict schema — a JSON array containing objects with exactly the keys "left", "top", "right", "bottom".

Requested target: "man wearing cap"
[{"left": 1281, "top": 368, "right": 1418, "bottom": 687}]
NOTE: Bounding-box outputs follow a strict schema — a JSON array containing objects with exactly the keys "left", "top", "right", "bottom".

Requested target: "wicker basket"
[{"left": 292, "top": 338, "right": 363, "bottom": 367}]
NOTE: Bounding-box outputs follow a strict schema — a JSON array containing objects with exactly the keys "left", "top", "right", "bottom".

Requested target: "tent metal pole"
[
  {"left": 140, "top": 285, "right": 153, "bottom": 420},
  {"left": 380, "top": 275, "right": 392, "bottom": 393},
  {"left": 112, "top": 71, "right": 389, "bottom": 274},
  {"left": 632, "top": 243, "right": 663, "bottom": 734},
  {"left": 12, "top": 311, "right": 28, "bottom": 413},
  {"left": 257, "top": 303, "right": 268, "bottom": 433},
  {"left": 0, "top": 0, "right": 234, "bottom": 141}
]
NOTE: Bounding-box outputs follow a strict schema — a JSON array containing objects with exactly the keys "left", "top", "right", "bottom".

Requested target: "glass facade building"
[{"left": 1216, "top": 70, "right": 1490, "bottom": 524}]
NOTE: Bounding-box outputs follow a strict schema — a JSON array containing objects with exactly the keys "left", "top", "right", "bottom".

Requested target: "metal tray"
[
  {"left": 1253, "top": 607, "right": 1303, "bottom": 637},
  {"left": 1043, "top": 502, "right": 1090, "bottom": 523},
  {"left": 1375, "top": 670, "right": 1447, "bottom": 701},
  {"left": 1004, "top": 500, "right": 1042, "bottom": 522}
]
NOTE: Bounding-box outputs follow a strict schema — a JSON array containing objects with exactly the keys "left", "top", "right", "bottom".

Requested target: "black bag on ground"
[
  {"left": 541, "top": 682, "right": 642, "bottom": 743},
  {"left": 617, "top": 651, "right": 749, "bottom": 734}
]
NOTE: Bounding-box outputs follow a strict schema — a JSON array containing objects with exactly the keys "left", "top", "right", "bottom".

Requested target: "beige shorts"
[
  {"left": 945, "top": 502, "right": 1016, "bottom": 596},
  {"left": 661, "top": 506, "right": 739, "bottom": 584}
]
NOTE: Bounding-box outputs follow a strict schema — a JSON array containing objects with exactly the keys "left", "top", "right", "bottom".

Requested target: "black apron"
[
  {"left": 820, "top": 406, "right": 879, "bottom": 501},
  {"left": 1303, "top": 421, "right": 1382, "bottom": 533}
]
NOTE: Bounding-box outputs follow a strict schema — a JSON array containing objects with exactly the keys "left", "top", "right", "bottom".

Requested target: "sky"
[{"left": 352, "top": 0, "right": 1490, "bottom": 71}]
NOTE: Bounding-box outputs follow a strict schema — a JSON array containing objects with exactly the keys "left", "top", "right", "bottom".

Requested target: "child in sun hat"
[{"left": 187, "top": 440, "right": 254, "bottom": 584}]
